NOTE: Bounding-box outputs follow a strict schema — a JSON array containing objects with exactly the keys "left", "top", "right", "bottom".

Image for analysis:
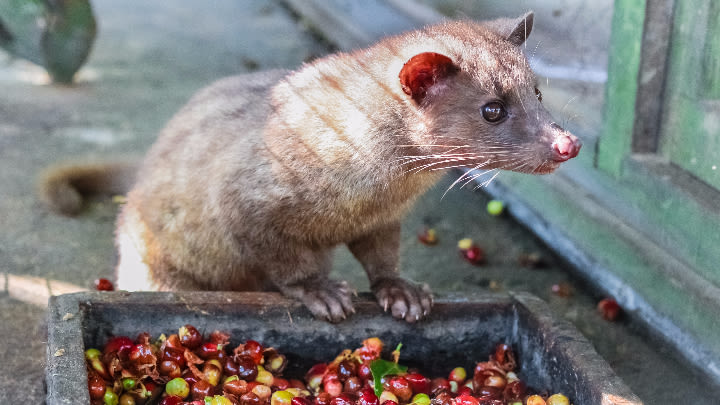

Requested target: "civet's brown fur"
[{"left": 40, "top": 13, "right": 581, "bottom": 322}]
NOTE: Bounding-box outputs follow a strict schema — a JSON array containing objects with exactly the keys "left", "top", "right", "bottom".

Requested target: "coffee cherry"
[
  {"left": 526, "top": 395, "right": 546, "bottom": 405},
  {"left": 462, "top": 246, "right": 484, "bottom": 265},
  {"left": 483, "top": 375, "right": 506, "bottom": 389},
  {"left": 204, "top": 360, "right": 224, "bottom": 386},
  {"left": 241, "top": 392, "right": 262, "bottom": 405},
  {"left": 191, "top": 379, "right": 215, "bottom": 399},
  {"left": 283, "top": 379, "right": 302, "bottom": 390},
  {"left": 305, "top": 363, "right": 327, "bottom": 391},
  {"left": 235, "top": 355, "right": 260, "bottom": 380},
  {"left": 182, "top": 368, "right": 200, "bottom": 387},
  {"left": 597, "top": 298, "right": 621, "bottom": 321},
  {"left": 223, "top": 376, "right": 248, "bottom": 396},
  {"left": 119, "top": 393, "right": 136, "bottom": 405},
  {"left": 128, "top": 344, "right": 155, "bottom": 366},
  {"left": 256, "top": 365, "right": 275, "bottom": 386},
  {"left": 476, "top": 386, "right": 501, "bottom": 399},
  {"left": 103, "top": 336, "right": 134, "bottom": 357},
  {"left": 357, "top": 363, "right": 372, "bottom": 381},
  {"left": 502, "top": 380, "right": 526, "bottom": 401},
  {"left": 158, "top": 396, "right": 182, "bottom": 405},
  {"left": 121, "top": 378, "right": 137, "bottom": 392},
  {"left": 344, "top": 376, "right": 362, "bottom": 393},
  {"left": 198, "top": 342, "right": 223, "bottom": 360},
  {"left": 379, "top": 390, "right": 398, "bottom": 404},
  {"left": 178, "top": 324, "right": 203, "bottom": 349},
  {"left": 330, "top": 393, "right": 356, "bottom": 405},
  {"left": 458, "top": 238, "right": 473, "bottom": 250},
  {"left": 457, "top": 239, "right": 484, "bottom": 265},
  {"left": 388, "top": 376, "right": 412, "bottom": 402},
  {"left": 274, "top": 377, "right": 290, "bottom": 390},
  {"left": 85, "top": 348, "right": 110, "bottom": 380},
  {"left": 314, "top": 392, "right": 332, "bottom": 405},
  {"left": 103, "top": 386, "right": 119, "bottom": 405},
  {"left": 448, "top": 367, "right": 466, "bottom": 383},
  {"left": 493, "top": 344, "right": 516, "bottom": 370},
  {"left": 357, "top": 388, "right": 380, "bottom": 405},
  {"left": 272, "top": 390, "right": 295, "bottom": 405},
  {"left": 405, "top": 373, "right": 431, "bottom": 395},
  {"left": 547, "top": 393, "right": 570, "bottom": 405},
  {"left": 411, "top": 393, "right": 430, "bottom": 405},
  {"left": 486, "top": 200, "right": 504, "bottom": 216},
  {"left": 164, "top": 333, "right": 183, "bottom": 349},
  {"left": 356, "top": 337, "right": 383, "bottom": 361},
  {"left": 324, "top": 378, "right": 343, "bottom": 397},
  {"left": 159, "top": 360, "right": 181, "bottom": 378},
  {"left": 265, "top": 350, "right": 289, "bottom": 375},
  {"left": 141, "top": 380, "right": 159, "bottom": 399},
  {"left": 418, "top": 228, "right": 438, "bottom": 245},
  {"left": 87, "top": 372, "right": 106, "bottom": 399},
  {"left": 208, "top": 330, "right": 231, "bottom": 345},
  {"left": 292, "top": 397, "right": 312, "bottom": 405},
  {"left": 431, "top": 391, "right": 453, "bottom": 405},
  {"left": 164, "top": 346, "right": 187, "bottom": 367},
  {"left": 208, "top": 395, "right": 234, "bottom": 405},
  {"left": 94, "top": 278, "right": 115, "bottom": 291},
  {"left": 337, "top": 359, "right": 357, "bottom": 381},
  {"left": 453, "top": 394, "right": 478, "bottom": 405},
  {"left": 224, "top": 357, "right": 240, "bottom": 375},
  {"left": 165, "top": 377, "right": 190, "bottom": 398},
  {"left": 430, "top": 378, "right": 450, "bottom": 394},
  {"left": 239, "top": 340, "right": 264, "bottom": 364},
  {"left": 252, "top": 383, "right": 272, "bottom": 401},
  {"left": 323, "top": 370, "right": 340, "bottom": 386}
]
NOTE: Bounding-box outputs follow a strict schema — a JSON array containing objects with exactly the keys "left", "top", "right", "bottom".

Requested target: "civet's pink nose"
[{"left": 552, "top": 133, "right": 582, "bottom": 162}]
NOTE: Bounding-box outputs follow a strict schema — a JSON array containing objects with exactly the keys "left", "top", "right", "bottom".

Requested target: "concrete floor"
[{"left": 1, "top": 1, "right": 719, "bottom": 403}]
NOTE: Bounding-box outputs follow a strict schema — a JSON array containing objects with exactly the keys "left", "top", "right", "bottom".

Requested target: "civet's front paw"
[
  {"left": 372, "top": 277, "right": 433, "bottom": 323},
  {"left": 283, "top": 278, "right": 356, "bottom": 323}
]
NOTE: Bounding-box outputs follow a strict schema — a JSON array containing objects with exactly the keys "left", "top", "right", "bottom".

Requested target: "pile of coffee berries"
[{"left": 85, "top": 329, "right": 570, "bottom": 405}]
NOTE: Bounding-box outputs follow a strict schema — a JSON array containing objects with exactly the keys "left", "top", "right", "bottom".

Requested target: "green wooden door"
[{"left": 659, "top": 0, "right": 720, "bottom": 189}]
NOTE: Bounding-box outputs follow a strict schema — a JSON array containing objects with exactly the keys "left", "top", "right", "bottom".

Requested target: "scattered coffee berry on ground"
[
  {"left": 94, "top": 277, "right": 115, "bottom": 291},
  {"left": 417, "top": 227, "right": 438, "bottom": 245},
  {"left": 457, "top": 238, "right": 485, "bottom": 265},
  {"left": 597, "top": 298, "right": 621, "bottom": 321},
  {"left": 486, "top": 200, "right": 505, "bottom": 216}
]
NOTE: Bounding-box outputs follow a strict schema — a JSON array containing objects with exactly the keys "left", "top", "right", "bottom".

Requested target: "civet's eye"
[
  {"left": 481, "top": 102, "right": 507, "bottom": 123},
  {"left": 535, "top": 87, "right": 543, "bottom": 102}
]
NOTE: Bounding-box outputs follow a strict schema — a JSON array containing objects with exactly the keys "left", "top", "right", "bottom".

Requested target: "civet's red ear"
[{"left": 399, "top": 52, "right": 458, "bottom": 103}]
